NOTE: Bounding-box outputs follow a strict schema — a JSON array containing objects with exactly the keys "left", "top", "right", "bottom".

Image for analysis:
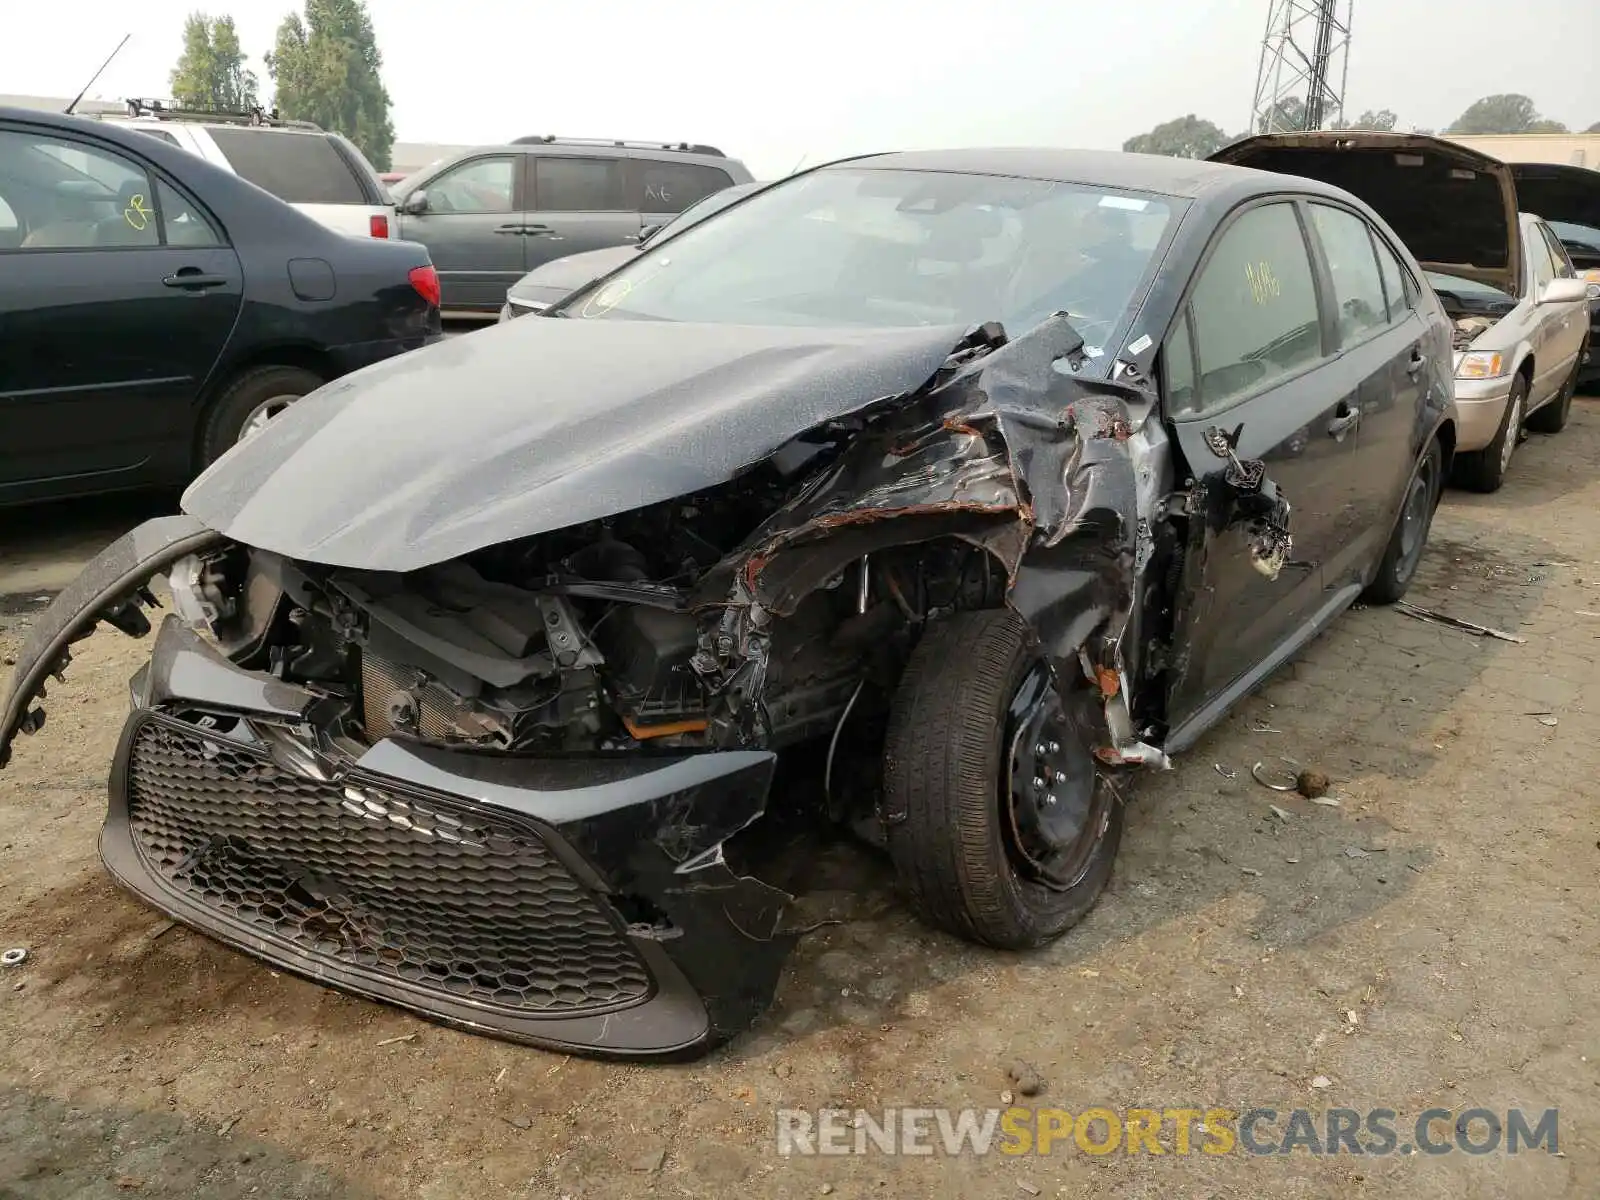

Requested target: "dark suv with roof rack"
[{"left": 388, "top": 136, "right": 752, "bottom": 315}]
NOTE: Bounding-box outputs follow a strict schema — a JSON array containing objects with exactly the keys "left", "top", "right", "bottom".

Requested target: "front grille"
[{"left": 123, "top": 717, "right": 652, "bottom": 1015}]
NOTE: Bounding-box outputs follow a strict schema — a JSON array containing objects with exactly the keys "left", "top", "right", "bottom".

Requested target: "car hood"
[
  {"left": 1211, "top": 132, "right": 1521, "bottom": 295},
  {"left": 507, "top": 246, "right": 638, "bottom": 304},
  {"left": 1510, "top": 162, "right": 1600, "bottom": 256},
  {"left": 181, "top": 316, "right": 973, "bottom": 573}
]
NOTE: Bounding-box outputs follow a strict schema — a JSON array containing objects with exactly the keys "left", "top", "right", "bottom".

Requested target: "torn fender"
[{"left": 0, "top": 515, "right": 226, "bottom": 771}]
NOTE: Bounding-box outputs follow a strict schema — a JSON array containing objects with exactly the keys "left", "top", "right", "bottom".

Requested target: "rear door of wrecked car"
[
  {"left": 1158, "top": 195, "right": 1359, "bottom": 735},
  {"left": 1300, "top": 200, "right": 1442, "bottom": 577}
]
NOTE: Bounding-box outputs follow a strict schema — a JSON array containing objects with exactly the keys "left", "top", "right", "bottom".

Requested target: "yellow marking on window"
[{"left": 124, "top": 193, "right": 152, "bottom": 231}]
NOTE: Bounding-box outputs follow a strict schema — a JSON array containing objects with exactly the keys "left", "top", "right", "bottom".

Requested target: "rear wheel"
[
  {"left": 1452, "top": 373, "right": 1526, "bottom": 493},
  {"left": 882, "top": 609, "right": 1122, "bottom": 950},
  {"left": 1524, "top": 355, "right": 1582, "bottom": 434},
  {"left": 1363, "top": 438, "right": 1442, "bottom": 605},
  {"left": 199, "top": 365, "right": 324, "bottom": 466}
]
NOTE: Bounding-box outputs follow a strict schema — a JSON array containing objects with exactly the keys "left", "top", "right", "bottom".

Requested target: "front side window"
[
  {"left": 427, "top": 156, "right": 516, "bottom": 214},
  {"left": 1165, "top": 312, "right": 1199, "bottom": 415},
  {"left": 534, "top": 157, "right": 625, "bottom": 211},
  {"left": 558, "top": 167, "right": 1182, "bottom": 350},
  {"left": 0, "top": 129, "right": 162, "bottom": 250},
  {"left": 1527, "top": 226, "right": 1557, "bottom": 289},
  {"left": 1309, "top": 203, "right": 1388, "bottom": 346},
  {"left": 1184, "top": 202, "right": 1323, "bottom": 414},
  {"left": 1539, "top": 223, "right": 1575, "bottom": 278}
]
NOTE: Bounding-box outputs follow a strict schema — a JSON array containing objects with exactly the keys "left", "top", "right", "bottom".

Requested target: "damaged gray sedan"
[{"left": 0, "top": 149, "right": 1457, "bottom": 1059}]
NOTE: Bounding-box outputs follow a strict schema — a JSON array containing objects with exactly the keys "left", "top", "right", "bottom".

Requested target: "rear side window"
[
  {"left": 1184, "top": 202, "right": 1323, "bottom": 414},
  {"left": 635, "top": 160, "right": 733, "bottom": 214},
  {"left": 1308, "top": 203, "right": 1388, "bottom": 346},
  {"left": 207, "top": 127, "right": 368, "bottom": 205},
  {"left": 157, "top": 179, "right": 223, "bottom": 246},
  {"left": 533, "top": 157, "right": 625, "bottom": 211},
  {"left": 1371, "top": 234, "right": 1411, "bottom": 321}
]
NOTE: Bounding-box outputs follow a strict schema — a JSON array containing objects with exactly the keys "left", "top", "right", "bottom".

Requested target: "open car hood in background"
[
  {"left": 1211, "top": 132, "right": 1521, "bottom": 295},
  {"left": 1510, "top": 162, "right": 1600, "bottom": 258}
]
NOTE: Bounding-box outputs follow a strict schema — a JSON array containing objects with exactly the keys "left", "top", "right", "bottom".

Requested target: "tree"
[
  {"left": 1447, "top": 94, "right": 1567, "bottom": 135},
  {"left": 1588, "top": 121, "right": 1600, "bottom": 134},
  {"left": 1337, "top": 108, "right": 1398, "bottom": 132},
  {"left": 1257, "top": 95, "right": 1307, "bottom": 134},
  {"left": 265, "top": 0, "right": 394, "bottom": 170},
  {"left": 1123, "top": 114, "right": 1229, "bottom": 159},
  {"left": 170, "top": 13, "right": 259, "bottom": 112}
]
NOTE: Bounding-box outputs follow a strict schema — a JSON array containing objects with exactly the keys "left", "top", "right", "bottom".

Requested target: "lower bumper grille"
[{"left": 121, "top": 716, "right": 652, "bottom": 1016}]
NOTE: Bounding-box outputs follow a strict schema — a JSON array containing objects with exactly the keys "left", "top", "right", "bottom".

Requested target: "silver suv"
[
  {"left": 389, "top": 136, "right": 753, "bottom": 315},
  {"left": 92, "top": 99, "right": 395, "bottom": 241}
]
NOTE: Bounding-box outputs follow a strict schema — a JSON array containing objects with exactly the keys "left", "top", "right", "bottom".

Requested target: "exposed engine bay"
[{"left": 184, "top": 451, "right": 1010, "bottom": 787}]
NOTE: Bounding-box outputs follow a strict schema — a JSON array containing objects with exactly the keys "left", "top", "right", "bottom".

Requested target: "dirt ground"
[{"left": 3, "top": 398, "right": 1599, "bottom": 1199}]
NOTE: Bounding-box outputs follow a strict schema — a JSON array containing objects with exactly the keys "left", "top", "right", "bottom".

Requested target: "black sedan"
[
  {"left": 1, "top": 148, "right": 1455, "bottom": 1059},
  {"left": 0, "top": 106, "right": 442, "bottom": 506}
]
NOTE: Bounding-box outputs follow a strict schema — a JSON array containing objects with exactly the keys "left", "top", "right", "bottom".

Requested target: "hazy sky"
[{"left": 4, "top": 0, "right": 1597, "bottom": 178}]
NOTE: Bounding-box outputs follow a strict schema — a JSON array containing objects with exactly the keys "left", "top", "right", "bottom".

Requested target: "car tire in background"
[
  {"left": 1452, "top": 373, "right": 1527, "bottom": 493},
  {"left": 882, "top": 607, "right": 1122, "bottom": 950},
  {"left": 1362, "top": 437, "right": 1443, "bottom": 605},
  {"left": 1524, "top": 355, "right": 1582, "bottom": 435},
  {"left": 199, "top": 365, "right": 325, "bottom": 466}
]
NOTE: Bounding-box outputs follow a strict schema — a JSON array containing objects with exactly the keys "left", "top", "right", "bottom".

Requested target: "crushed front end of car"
[{"left": 0, "top": 313, "right": 1181, "bottom": 1058}]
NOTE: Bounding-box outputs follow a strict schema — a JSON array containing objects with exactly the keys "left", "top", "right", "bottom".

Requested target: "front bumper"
[
  {"left": 102, "top": 618, "right": 793, "bottom": 1058},
  {"left": 1451, "top": 374, "right": 1516, "bottom": 452}
]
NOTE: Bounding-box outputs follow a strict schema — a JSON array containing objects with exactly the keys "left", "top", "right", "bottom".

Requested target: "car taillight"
[
  {"left": 408, "top": 265, "right": 441, "bottom": 308},
  {"left": 370, "top": 214, "right": 390, "bottom": 238}
]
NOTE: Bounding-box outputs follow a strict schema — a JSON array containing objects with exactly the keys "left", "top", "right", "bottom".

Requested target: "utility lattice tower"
[{"left": 1250, "top": 0, "right": 1354, "bottom": 135}]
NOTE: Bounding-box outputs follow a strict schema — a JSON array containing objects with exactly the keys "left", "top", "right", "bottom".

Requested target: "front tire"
[
  {"left": 882, "top": 609, "right": 1122, "bottom": 950},
  {"left": 199, "top": 365, "right": 324, "bottom": 467},
  {"left": 1452, "top": 373, "right": 1525, "bottom": 493},
  {"left": 1524, "top": 355, "right": 1581, "bottom": 434}
]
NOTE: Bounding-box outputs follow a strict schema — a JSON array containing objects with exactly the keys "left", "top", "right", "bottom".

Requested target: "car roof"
[{"left": 832, "top": 147, "right": 1294, "bottom": 201}]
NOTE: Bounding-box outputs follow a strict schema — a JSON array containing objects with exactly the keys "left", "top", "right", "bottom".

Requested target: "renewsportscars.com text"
[{"left": 776, "top": 1106, "right": 1559, "bottom": 1158}]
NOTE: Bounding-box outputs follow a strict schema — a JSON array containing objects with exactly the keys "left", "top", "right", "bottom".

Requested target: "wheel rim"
[
  {"left": 1002, "top": 663, "right": 1107, "bottom": 891},
  {"left": 1499, "top": 390, "right": 1523, "bottom": 473},
  {"left": 238, "top": 394, "right": 300, "bottom": 442},
  {"left": 1394, "top": 455, "right": 1434, "bottom": 583}
]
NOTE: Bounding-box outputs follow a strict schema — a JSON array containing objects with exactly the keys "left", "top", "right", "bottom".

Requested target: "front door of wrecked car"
[
  {"left": 1160, "top": 198, "right": 1357, "bottom": 732},
  {"left": 0, "top": 123, "right": 241, "bottom": 501},
  {"left": 1302, "top": 201, "right": 1441, "bottom": 583}
]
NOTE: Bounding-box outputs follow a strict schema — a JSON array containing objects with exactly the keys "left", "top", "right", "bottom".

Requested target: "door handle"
[
  {"left": 1406, "top": 348, "right": 1427, "bottom": 376},
  {"left": 521, "top": 224, "right": 564, "bottom": 240},
  {"left": 494, "top": 224, "right": 525, "bottom": 235},
  {"left": 1326, "top": 406, "right": 1361, "bottom": 439},
  {"left": 162, "top": 270, "right": 227, "bottom": 290}
]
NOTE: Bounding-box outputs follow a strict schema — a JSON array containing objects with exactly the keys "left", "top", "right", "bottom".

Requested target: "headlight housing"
[
  {"left": 1456, "top": 351, "right": 1507, "bottom": 380},
  {"left": 1581, "top": 268, "right": 1600, "bottom": 301},
  {"left": 167, "top": 554, "right": 221, "bottom": 632}
]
